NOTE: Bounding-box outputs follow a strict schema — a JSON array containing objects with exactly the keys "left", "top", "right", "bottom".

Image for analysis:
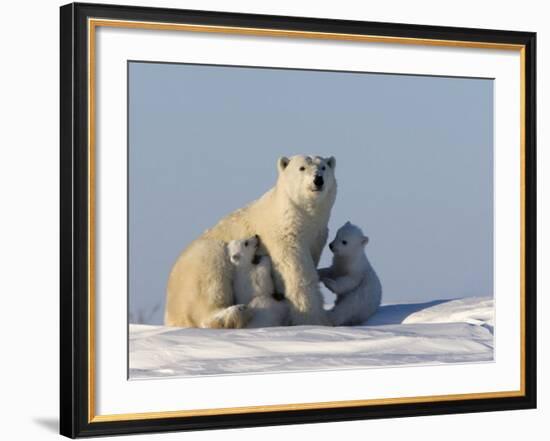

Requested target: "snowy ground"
[{"left": 129, "top": 297, "right": 494, "bottom": 379}]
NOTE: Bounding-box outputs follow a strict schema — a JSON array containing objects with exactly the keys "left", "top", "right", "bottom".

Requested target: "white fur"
[
  {"left": 319, "top": 222, "right": 382, "bottom": 326},
  {"left": 227, "top": 236, "right": 289, "bottom": 328},
  {"left": 247, "top": 295, "right": 290, "bottom": 328},
  {"left": 227, "top": 236, "right": 271, "bottom": 306},
  {"left": 165, "top": 155, "right": 337, "bottom": 328}
]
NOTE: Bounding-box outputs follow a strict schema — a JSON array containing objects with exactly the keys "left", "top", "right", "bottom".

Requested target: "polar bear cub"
[
  {"left": 227, "top": 235, "right": 289, "bottom": 328},
  {"left": 318, "top": 222, "right": 382, "bottom": 326}
]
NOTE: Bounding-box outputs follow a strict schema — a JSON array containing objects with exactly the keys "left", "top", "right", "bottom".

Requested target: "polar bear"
[
  {"left": 226, "top": 235, "right": 289, "bottom": 328},
  {"left": 318, "top": 222, "right": 382, "bottom": 326},
  {"left": 165, "top": 154, "right": 337, "bottom": 328}
]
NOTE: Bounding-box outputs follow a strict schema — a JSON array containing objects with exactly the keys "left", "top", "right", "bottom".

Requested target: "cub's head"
[
  {"left": 329, "top": 221, "right": 369, "bottom": 258},
  {"left": 277, "top": 155, "right": 336, "bottom": 206},
  {"left": 227, "top": 235, "right": 261, "bottom": 267}
]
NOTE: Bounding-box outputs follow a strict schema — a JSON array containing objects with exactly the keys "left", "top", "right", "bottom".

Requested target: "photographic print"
[
  {"left": 128, "top": 63, "right": 495, "bottom": 378},
  {"left": 60, "top": 3, "right": 535, "bottom": 437}
]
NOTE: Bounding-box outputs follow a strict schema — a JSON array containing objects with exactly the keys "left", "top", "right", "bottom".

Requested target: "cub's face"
[
  {"left": 227, "top": 235, "right": 260, "bottom": 267},
  {"left": 277, "top": 155, "right": 336, "bottom": 205},
  {"left": 329, "top": 222, "right": 368, "bottom": 258}
]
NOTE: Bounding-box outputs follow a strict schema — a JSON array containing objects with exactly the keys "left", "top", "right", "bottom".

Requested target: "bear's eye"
[
  {"left": 342, "top": 240, "right": 347, "bottom": 245},
  {"left": 299, "top": 166, "right": 306, "bottom": 171},
  {"left": 244, "top": 241, "right": 249, "bottom": 247},
  {"left": 321, "top": 166, "right": 326, "bottom": 171}
]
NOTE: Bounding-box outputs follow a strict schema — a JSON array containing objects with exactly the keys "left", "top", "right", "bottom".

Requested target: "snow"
[{"left": 129, "top": 297, "right": 494, "bottom": 379}]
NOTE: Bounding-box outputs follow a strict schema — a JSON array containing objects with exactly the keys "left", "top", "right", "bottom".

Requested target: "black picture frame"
[{"left": 60, "top": 2, "right": 537, "bottom": 438}]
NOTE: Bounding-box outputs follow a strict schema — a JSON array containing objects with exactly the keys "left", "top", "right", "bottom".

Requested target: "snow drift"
[{"left": 129, "top": 297, "right": 494, "bottom": 379}]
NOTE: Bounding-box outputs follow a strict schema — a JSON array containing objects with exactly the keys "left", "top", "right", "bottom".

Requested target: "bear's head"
[
  {"left": 227, "top": 235, "right": 261, "bottom": 267},
  {"left": 277, "top": 155, "right": 336, "bottom": 207},
  {"left": 328, "top": 221, "right": 369, "bottom": 258}
]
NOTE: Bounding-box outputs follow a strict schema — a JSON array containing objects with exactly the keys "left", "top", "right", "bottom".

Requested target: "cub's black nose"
[
  {"left": 329, "top": 242, "right": 334, "bottom": 251},
  {"left": 313, "top": 175, "right": 324, "bottom": 188}
]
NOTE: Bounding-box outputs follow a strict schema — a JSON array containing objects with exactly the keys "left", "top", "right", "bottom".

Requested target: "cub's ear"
[
  {"left": 326, "top": 156, "right": 336, "bottom": 169},
  {"left": 345, "top": 221, "right": 351, "bottom": 226},
  {"left": 362, "top": 236, "right": 369, "bottom": 246},
  {"left": 278, "top": 156, "right": 290, "bottom": 173}
]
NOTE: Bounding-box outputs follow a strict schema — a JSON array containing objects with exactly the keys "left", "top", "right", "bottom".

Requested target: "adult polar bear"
[{"left": 165, "top": 155, "right": 337, "bottom": 328}]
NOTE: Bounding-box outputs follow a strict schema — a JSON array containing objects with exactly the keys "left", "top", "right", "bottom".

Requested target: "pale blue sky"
[{"left": 128, "top": 61, "right": 493, "bottom": 325}]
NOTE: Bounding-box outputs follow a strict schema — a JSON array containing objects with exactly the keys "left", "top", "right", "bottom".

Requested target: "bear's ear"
[
  {"left": 362, "top": 236, "right": 369, "bottom": 246},
  {"left": 278, "top": 156, "right": 290, "bottom": 173},
  {"left": 326, "top": 156, "right": 336, "bottom": 169},
  {"left": 345, "top": 221, "right": 351, "bottom": 226}
]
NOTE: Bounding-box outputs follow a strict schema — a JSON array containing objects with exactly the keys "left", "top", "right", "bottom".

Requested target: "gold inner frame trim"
[{"left": 87, "top": 17, "right": 527, "bottom": 423}]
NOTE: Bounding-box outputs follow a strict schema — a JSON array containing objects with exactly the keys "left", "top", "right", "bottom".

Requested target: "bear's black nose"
[
  {"left": 329, "top": 242, "right": 334, "bottom": 251},
  {"left": 313, "top": 175, "right": 324, "bottom": 189}
]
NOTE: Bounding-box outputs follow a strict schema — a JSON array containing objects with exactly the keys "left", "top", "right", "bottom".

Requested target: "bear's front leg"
[
  {"left": 311, "top": 227, "right": 329, "bottom": 267},
  {"left": 269, "top": 245, "right": 330, "bottom": 326},
  {"left": 321, "top": 275, "right": 360, "bottom": 294},
  {"left": 203, "top": 304, "right": 252, "bottom": 329}
]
